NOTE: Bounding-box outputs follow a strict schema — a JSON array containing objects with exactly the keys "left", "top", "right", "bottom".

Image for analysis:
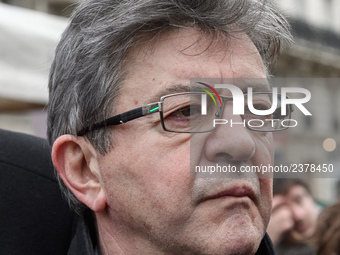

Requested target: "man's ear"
[{"left": 52, "top": 135, "right": 107, "bottom": 212}]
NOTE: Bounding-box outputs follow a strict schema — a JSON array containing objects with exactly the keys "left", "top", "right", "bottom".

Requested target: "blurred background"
[{"left": 0, "top": 0, "right": 340, "bottom": 205}]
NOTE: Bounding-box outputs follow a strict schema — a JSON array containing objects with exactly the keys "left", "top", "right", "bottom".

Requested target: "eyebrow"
[
  {"left": 150, "top": 84, "right": 191, "bottom": 102},
  {"left": 149, "top": 80, "right": 271, "bottom": 102},
  {"left": 239, "top": 79, "right": 272, "bottom": 93}
]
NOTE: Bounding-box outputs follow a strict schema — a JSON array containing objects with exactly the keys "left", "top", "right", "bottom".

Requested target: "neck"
[{"left": 95, "top": 211, "right": 166, "bottom": 255}]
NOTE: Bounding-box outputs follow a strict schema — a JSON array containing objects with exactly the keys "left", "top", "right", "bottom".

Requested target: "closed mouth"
[{"left": 199, "top": 184, "right": 256, "bottom": 204}]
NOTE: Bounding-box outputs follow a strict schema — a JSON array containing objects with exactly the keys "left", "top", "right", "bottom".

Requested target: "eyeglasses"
[{"left": 77, "top": 92, "right": 293, "bottom": 136}]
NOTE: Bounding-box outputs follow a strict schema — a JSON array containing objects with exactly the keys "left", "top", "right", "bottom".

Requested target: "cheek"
[
  {"left": 141, "top": 142, "right": 192, "bottom": 210},
  {"left": 259, "top": 178, "right": 273, "bottom": 215},
  {"left": 254, "top": 132, "right": 274, "bottom": 164},
  {"left": 188, "top": 133, "right": 209, "bottom": 167},
  {"left": 256, "top": 134, "right": 273, "bottom": 225},
  {"left": 99, "top": 134, "right": 193, "bottom": 218},
  {"left": 253, "top": 133, "right": 273, "bottom": 223}
]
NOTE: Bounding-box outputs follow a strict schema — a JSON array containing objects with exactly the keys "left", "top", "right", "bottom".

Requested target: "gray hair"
[{"left": 47, "top": 0, "right": 292, "bottom": 214}]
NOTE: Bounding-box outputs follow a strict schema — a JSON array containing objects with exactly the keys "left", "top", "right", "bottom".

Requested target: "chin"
[
  {"left": 171, "top": 221, "right": 264, "bottom": 255},
  {"left": 203, "top": 238, "right": 260, "bottom": 255},
  {"left": 205, "top": 223, "right": 264, "bottom": 255},
  {"left": 226, "top": 232, "right": 262, "bottom": 255}
]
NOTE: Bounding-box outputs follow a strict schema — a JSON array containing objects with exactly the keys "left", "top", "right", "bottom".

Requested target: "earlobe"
[{"left": 52, "top": 135, "right": 107, "bottom": 212}]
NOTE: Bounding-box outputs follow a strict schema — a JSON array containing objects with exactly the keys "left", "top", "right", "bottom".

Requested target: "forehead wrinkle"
[
  {"left": 227, "top": 33, "right": 266, "bottom": 80},
  {"left": 179, "top": 29, "right": 230, "bottom": 57},
  {"left": 148, "top": 84, "right": 191, "bottom": 102},
  {"left": 229, "top": 79, "right": 271, "bottom": 93},
  {"left": 122, "top": 28, "right": 268, "bottom": 104}
]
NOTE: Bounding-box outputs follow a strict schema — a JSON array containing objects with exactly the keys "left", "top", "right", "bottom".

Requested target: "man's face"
[
  {"left": 96, "top": 28, "right": 273, "bottom": 255},
  {"left": 284, "top": 185, "right": 319, "bottom": 240}
]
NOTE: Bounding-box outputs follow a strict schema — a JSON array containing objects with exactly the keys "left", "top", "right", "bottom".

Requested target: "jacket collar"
[
  {"left": 67, "top": 213, "right": 96, "bottom": 255},
  {"left": 255, "top": 233, "right": 276, "bottom": 255},
  {"left": 68, "top": 214, "right": 276, "bottom": 255}
]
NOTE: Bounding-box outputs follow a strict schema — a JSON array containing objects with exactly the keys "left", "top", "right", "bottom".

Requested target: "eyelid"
[{"left": 162, "top": 102, "right": 191, "bottom": 117}]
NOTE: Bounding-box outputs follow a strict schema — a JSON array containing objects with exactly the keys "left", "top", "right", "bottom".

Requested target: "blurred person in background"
[
  {"left": 267, "top": 178, "right": 320, "bottom": 255},
  {"left": 313, "top": 200, "right": 340, "bottom": 255}
]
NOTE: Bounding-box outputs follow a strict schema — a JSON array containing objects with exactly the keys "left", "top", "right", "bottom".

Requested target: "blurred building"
[
  {"left": 0, "top": 0, "right": 76, "bottom": 16},
  {"left": 0, "top": 0, "right": 70, "bottom": 137},
  {"left": 0, "top": 0, "right": 339, "bottom": 203},
  {"left": 274, "top": 0, "right": 340, "bottom": 204}
]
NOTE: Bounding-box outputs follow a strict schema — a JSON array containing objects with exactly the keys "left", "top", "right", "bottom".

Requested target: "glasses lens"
[
  {"left": 162, "top": 93, "right": 220, "bottom": 132},
  {"left": 162, "top": 92, "right": 291, "bottom": 133},
  {"left": 245, "top": 93, "right": 291, "bottom": 131}
]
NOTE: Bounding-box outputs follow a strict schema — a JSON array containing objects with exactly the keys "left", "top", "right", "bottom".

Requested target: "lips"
[{"left": 200, "top": 184, "right": 256, "bottom": 204}]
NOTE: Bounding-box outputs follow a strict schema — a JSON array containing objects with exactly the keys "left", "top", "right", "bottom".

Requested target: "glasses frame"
[{"left": 77, "top": 92, "right": 293, "bottom": 136}]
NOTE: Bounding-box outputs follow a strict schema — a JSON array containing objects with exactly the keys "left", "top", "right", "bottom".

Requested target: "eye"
[
  {"left": 161, "top": 93, "right": 217, "bottom": 132},
  {"left": 248, "top": 103, "right": 271, "bottom": 111},
  {"left": 168, "top": 105, "right": 201, "bottom": 118},
  {"left": 162, "top": 104, "right": 202, "bottom": 132},
  {"left": 245, "top": 104, "right": 272, "bottom": 119},
  {"left": 272, "top": 107, "right": 281, "bottom": 119}
]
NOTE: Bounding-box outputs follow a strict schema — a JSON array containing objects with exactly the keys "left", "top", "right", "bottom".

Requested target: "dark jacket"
[{"left": 0, "top": 129, "right": 75, "bottom": 255}]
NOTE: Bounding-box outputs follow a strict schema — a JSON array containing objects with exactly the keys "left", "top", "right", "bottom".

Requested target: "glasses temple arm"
[{"left": 77, "top": 102, "right": 160, "bottom": 136}]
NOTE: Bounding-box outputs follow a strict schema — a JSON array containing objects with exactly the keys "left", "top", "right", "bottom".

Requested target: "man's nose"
[{"left": 204, "top": 104, "right": 256, "bottom": 162}]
